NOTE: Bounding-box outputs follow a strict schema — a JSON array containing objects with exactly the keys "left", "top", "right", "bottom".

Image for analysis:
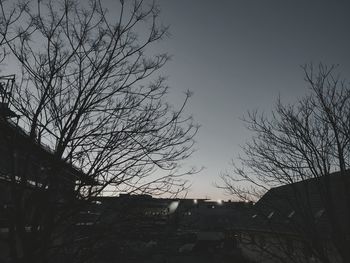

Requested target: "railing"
[
  {"left": 0, "top": 75, "right": 16, "bottom": 118},
  {"left": 0, "top": 75, "right": 15, "bottom": 104}
]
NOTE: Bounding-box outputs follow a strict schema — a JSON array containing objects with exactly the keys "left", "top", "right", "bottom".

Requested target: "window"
[
  {"left": 315, "top": 208, "right": 325, "bottom": 218},
  {"left": 288, "top": 210, "right": 295, "bottom": 218},
  {"left": 267, "top": 211, "right": 274, "bottom": 219},
  {"left": 185, "top": 211, "right": 192, "bottom": 216},
  {"left": 0, "top": 227, "right": 9, "bottom": 233}
]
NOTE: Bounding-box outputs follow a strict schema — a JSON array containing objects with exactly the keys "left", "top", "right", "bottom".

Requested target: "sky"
[
  {"left": 4, "top": 0, "right": 350, "bottom": 200},
  {"left": 149, "top": 0, "right": 350, "bottom": 200}
]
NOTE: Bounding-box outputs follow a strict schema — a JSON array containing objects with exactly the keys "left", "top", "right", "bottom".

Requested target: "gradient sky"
[
  {"left": 5, "top": 0, "right": 349, "bottom": 200},
  {"left": 147, "top": 0, "right": 350, "bottom": 200}
]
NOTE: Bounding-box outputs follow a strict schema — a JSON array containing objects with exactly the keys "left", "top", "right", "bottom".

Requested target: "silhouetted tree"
[
  {"left": 220, "top": 64, "right": 350, "bottom": 263},
  {"left": 0, "top": 0, "right": 198, "bottom": 262}
]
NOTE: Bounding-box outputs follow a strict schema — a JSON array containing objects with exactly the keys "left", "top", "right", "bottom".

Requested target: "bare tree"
[
  {"left": 0, "top": 0, "right": 198, "bottom": 262},
  {"left": 220, "top": 64, "right": 350, "bottom": 263}
]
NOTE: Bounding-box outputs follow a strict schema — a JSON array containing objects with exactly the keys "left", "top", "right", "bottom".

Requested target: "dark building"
[
  {"left": 236, "top": 171, "right": 350, "bottom": 263},
  {"left": 74, "top": 194, "right": 251, "bottom": 262},
  {"left": 0, "top": 75, "right": 92, "bottom": 262}
]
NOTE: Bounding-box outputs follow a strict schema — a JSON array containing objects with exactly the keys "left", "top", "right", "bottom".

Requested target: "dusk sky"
[
  {"left": 10, "top": 0, "right": 348, "bottom": 200},
  {"left": 146, "top": 0, "right": 350, "bottom": 200}
]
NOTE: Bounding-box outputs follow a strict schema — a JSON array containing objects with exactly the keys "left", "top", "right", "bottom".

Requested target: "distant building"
[{"left": 75, "top": 194, "right": 251, "bottom": 261}]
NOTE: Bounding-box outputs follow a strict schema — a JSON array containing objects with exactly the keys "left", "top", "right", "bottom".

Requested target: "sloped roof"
[
  {"left": 238, "top": 171, "right": 350, "bottom": 239},
  {"left": 0, "top": 118, "right": 94, "bottom": 185}
]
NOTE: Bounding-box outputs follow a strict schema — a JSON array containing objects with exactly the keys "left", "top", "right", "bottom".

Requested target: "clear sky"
[
  {"left": 149, "top": 0, "right": 350, "bottom": 200},
  {"left": 5, "top": 0, "right": 349, "bottom": 200}
]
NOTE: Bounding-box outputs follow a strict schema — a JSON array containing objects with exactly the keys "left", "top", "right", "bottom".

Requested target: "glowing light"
[
  {"left": 168, "top": 201, "right": 179, "bottom": 214},
  {"left": 193, "top": 199, "right": 198, "bottom": 204},
  {"left": 217, "top": 199, "right": 223, "bottom": 205}
]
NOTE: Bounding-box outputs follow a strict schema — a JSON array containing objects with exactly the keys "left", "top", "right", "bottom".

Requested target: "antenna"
[{"left": 0, "top": 75, "right": 18, "bottom": 119}]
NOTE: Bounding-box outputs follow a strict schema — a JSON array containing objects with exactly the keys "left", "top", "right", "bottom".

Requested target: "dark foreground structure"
[
  {"left": 236, "top": 172, "right": 350, "bottom": 263},
  {"left": 0, "top": 76, "right": 251, "bottom": 261},
  {"left": 1, "top": 108, "right": 349, "bottom": 263},
  {"left": 75, "top": 194, "right": 251, "bottom": 262},
  {"left": 0, "top": 110, "right": 250, "bottom": 262},
  {"left": 1, "top": 103, "right": 349, "bottom": 263},
  {"left": 0, "top": 76, "right": 94, "bottom": 262},
  {"left": 0, "top": 114, "right": 93, "bottom": 262},
  {"left": 1, "top": 77, "right": 348, "bottom": 263}
]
